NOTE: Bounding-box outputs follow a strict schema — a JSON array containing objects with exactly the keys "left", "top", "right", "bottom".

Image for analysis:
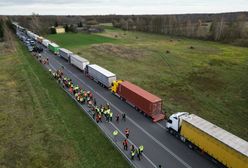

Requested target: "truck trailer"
[
  {"left": 59, "top": 48, "right": 73, "bottom": 61},
  {"left": 166, "top": 112, "right": 248, "bottom": 168},
  {"left": 42, "top": 39, "right": 51, "bottom": 47},
  {"left": 86, "top": 64, "right": 116, "bottom": 88},
  {"left": 26, "top": 31, "right": 34, "bottom": 39},
  {"left": 112, "top": 80, "right": 165, "bottom": 122},
  {"left": 48, "top": 43, "right": 60, "bottom": 54},
  {"left": 70, "top": 54, "right": 89, "bottom": 71}
]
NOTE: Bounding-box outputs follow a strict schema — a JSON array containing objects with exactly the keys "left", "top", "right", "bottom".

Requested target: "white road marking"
[
  {"left": 110, "top": 123, "right": 157, "bottom": 168},
  {"left": 47, "top": 50, "right": 192, "bottom": 168},
  {"left": 48, "top": 63, "right": 156, "bottom": 168},
  {"left": 157, "top": 122, "right": 167, "bottom": 130}
]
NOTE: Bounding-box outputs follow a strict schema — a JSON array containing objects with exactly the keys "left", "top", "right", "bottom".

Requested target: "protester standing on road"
[
  {"left": 106, "top": 103, "right": 110, "bottom": 110},
  {"left": 99, "top": 113, "right": 102, "bottom": 122},
  {"left": 130, "top": 144, "right": 135, "bottom": 151},
  {"left": 136, "top": 148, "right": 141, "bottom": 160},
  {"left": 131, "top": 149, "right": 136, "bottom": 160},
  {"left": 116, "top": 113, "right": 120, "bottom": 123},
  {"left": 123, "top": 139, "right": 128, "bottom": 151},
  {"left": 122, "top": 112, "right": 126, "bottom": 121},
  {"left": 125, "top": 128, "right": 130, "bottom": 139},
  {"left": 109, "top": 111, "right": 113, "bottom": 122},
  {"left": 113, "top": 130, "right": 118, "bottom": 142},
  {"left": 96, "top": 114, "right": 100, "bottom": 123},
  {"left": 139, "top": 145, "right": 144, "bottom": 156}
]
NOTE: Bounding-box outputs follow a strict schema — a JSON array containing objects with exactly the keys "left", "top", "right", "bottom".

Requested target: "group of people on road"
[
  {"left": 112, "top": 127, "right": 144, "bottom": 161},
  {"left": 33, "top": 52, "right": 49, "bottom": 65},
  {"left": 124, "top": 139, "right": 144, "bottom": 160},
  {"left": 49, "top": 67, "right": 145, "bottom": 161}
]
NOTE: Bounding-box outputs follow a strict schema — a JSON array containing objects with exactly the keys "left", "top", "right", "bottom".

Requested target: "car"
[
  {"left": 30, "top": 40, "right": 35, "bottom": 46},
  {"left": 27, "top": 45, "right": 33, "bottom": 52},
  {"left": 33, "top": 46, "right": 43, "bottom": 53},
  {"left": 24, "top": 41, "right": 30, "bottom": 46}
]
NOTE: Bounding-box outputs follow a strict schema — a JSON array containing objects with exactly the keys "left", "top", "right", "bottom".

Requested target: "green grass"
[
  {"left": 46, "top": 28, "right": 248, "bottom": 141},
  {"left": 0, "top": 36, "right": 130, "bottom": 167},
  {"left": 47, "top": 32, "right": 116, "bottom": 49}
]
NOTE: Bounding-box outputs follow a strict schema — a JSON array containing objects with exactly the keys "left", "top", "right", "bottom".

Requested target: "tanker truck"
[{"left": 166, "top": 112, "right": 248, "bottom": 168}]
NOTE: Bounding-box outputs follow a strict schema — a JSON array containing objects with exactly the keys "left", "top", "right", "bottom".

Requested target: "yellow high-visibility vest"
[
  {"left": 113, "top": 130, "right": 118, "bottom": 136},
  {"left": 139, "top": 145, "right": 144, "bottom": 151}
]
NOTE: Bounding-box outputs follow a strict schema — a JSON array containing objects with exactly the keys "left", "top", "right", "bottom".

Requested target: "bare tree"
[{"left": 214, "top": 16, "right": 225, "bottom": 41}]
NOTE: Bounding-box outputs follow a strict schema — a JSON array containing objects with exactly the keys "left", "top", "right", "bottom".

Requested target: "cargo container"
[
  {"left": 59, "top": 48, "right": 73, "bottom": 61},
  {"left": 87, "top": 64, "right": 116, "bottom": 88},
  {"left": 112, "top": 80, "right": 165, "bottom": 122},
  {"left": 42, "top": 39, "right": 50, "bottom": 47},
  {"left": 48, "top": 43, "right": 60, "bottom": 54},
  {"left": 70, "top": 54, "right": 89, "bottom": 71},
  {"left": 166, "top": 112, "right": 248, "bottom": 168}
]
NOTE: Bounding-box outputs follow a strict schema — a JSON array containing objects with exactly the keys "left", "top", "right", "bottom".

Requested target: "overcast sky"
[{"left": 0, "top": 0, "right": 247, "bottom": 15}]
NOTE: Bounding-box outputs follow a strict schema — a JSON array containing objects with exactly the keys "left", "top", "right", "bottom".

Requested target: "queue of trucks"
[
  {"left": 14, "top": 23, "right": 165, "bottom": 122},
  {"left": 13, "top": 23, "right": 248, "bottom": 168}
]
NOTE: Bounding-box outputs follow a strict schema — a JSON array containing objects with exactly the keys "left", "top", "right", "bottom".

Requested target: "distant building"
[
  {"left": 50, "top": 26, "right": 65, "bottom": 34},
  {"left": 55, "top": 26, "right": 65, "bottom": 34}
]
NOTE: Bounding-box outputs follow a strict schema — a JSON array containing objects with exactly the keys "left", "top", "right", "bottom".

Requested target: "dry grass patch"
[{"left": 91, "top": 43, "right": 146, "bottom": 59}]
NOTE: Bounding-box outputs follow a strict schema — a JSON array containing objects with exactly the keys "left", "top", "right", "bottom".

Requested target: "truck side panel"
[
  {"left": 71, "top": 57, "right": 89, "bottom": 71},
  {"left": 87, "top": 65, "right": 116, "bottom": 88},
  {"left": 117, "top": 81, "right": 162, "bottom": 117},
  {"left": 59, "top": 49, "right": 72, "bottom": 60},
  {"left": 181, "top": 121, "right": 248, "bottom": 168}
]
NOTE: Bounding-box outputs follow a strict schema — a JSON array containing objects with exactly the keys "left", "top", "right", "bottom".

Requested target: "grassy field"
[
  {"left": 47, "top": 27, "right": 248, "bottom": 141},
  {"left": 0, "top": 35, "right": 130, "bottom": 167},
  {"left": 48, "top": 33, "right": 116, "bottom": 49}
]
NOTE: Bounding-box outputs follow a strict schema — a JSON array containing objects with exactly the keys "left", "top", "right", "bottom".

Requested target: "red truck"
[{"left": 112, "top": 80, "right": 165, "bottom": 122}]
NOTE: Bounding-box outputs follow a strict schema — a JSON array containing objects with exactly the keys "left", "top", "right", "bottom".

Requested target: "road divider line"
[
  {"left": 48, "top": 63, "right": 156, "bottom": 168},
  {"left": 48, "top": 52, "right": 192, "bottom": 168}
]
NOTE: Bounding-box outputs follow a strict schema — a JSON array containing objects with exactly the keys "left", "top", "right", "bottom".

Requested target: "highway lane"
[
  {"left": 39, "top": 45, "right": 217, "bottom": 168},
  {"left": 20, "top": 34, "right": 218, "bottom": 168}
]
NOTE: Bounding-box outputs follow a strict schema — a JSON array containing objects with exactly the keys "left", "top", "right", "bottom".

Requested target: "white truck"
[
  {"left": 166, "top": 112, "right": 248, "bottom": 168},
  {"left": 70, "top": 54, "right": 89, "bottom": 71},
  {"left": 26, "top": 31, "right": 34, "bottom": 38},
  {"left": 59, "top": 48, "right": 73, "bottom": 61},
  {"left": 42, "top": 39, "right": 51, "bottom": 48},
  {"left": 86, "top": 64, "right": 116, "bottom": 88}
]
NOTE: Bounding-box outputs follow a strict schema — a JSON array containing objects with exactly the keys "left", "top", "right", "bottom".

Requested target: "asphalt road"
[{"left": 19, "top": 32, "right": 218, "bottom": 168}]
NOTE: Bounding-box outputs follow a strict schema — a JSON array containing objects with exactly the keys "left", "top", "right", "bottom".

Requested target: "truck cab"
[
  {"left": 111, "top": 80, "right": 123, "bottom": 93},
  {"left": 166, "top": 112, "right": 189, "bottom": 133}
]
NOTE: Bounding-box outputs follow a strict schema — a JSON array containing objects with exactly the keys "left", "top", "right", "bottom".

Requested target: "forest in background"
[
  {"left": 112, "top": 12, "right": 248, "bottom": 46},
  {"left": 5, "top": 12, "right": 248, "bottom": 46}
]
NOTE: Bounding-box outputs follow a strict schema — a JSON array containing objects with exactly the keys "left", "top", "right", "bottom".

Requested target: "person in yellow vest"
[
  {"left": 106, "top": 109, "right": 110, "bottom": 122},
  {"left": 131, "top": 149, "right": 136, "bottom": 160},
  {"left": 113, "top": 130, "right": 118, "bottom": 142},
  {"left": 80, "top": 96, "right": 83, "bottom": 104},
  {"left": 103, "top": 108, "right": 107, "bottom": 116},
  {"left": 109, "top": 112, "right": 113, "bottom": 122},
  {"left": 139, "top": 145, "right": 144, "bottom": 156}
]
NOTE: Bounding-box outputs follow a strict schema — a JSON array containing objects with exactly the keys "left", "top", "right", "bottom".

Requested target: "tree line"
[
  {"left": 111, "top": 12, "right": 248, "bottom": 46},
  {"left": 9, "top": 12, "right": 248, "bottom": 46}
]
